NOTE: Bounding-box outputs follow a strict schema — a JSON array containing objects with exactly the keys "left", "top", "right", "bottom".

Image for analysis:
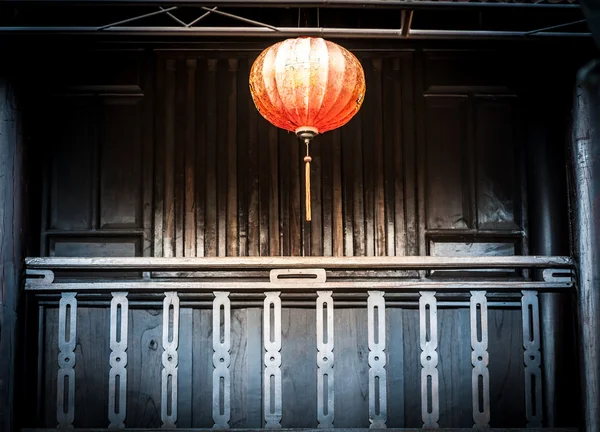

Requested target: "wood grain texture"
[
  {"left": 281, "top": 309, "right": 317, "bottom": 428},
  {"left": 127, "top": 308, "right": 163, "bottom": 427}
]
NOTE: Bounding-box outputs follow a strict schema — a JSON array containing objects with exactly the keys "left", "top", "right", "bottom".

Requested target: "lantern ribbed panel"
[{"left": 249, "top": 37, "right": 366, "bottom": 135}]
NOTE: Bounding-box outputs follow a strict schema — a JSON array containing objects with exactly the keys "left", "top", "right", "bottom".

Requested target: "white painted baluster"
[
  {"left": 57, "top": 292, "right": 77, "bottom": 428},
  {"left": 419, "top": 291, "right": 439, "bottom": 428},
  {"left": 317, "top": 291, "right": 334, "bottom": 428},
  {"left": 109, "top": 292, "right": 129, "bottom": 429},
  {"left": 212, "top": 291, "right": 231, "bottom": 429},
  {"left": 161, "top": 292, "right": 180, "bottom": 428},
  {"left": 522, "top": 290, "right": 543, "bottom": 427},
  {"left": 368, "top": 291, "right": 387, "bottom": 429},
  {"left": 470, "top": 291, "right": 490, "bottom": 428},
  {"left": 264, "top": 291, "right": 282, "bottom": 428}
]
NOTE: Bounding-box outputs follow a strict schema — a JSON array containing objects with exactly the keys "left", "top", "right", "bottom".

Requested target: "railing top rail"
[{"left": 25, "top": 255, "right": 573, "bottom": 270}]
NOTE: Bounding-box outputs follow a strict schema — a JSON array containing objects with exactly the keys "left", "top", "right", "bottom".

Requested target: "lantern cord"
[{"left": 304, "top": 139, "right": 312, "bottom": 222}]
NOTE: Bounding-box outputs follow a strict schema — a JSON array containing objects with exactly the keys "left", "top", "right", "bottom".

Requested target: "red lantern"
[{"left": 249, "top": 37, "right": 366, "bottom": 221}]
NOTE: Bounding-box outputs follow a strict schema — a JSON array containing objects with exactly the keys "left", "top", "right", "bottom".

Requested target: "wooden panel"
[
  {"left": 281, "top": 309, "right": 317, "bottom": 428},
  {"left": 99, "top": 99, "right": 143, "bottom": 229},
  {"left": 423, "top": 51, "right": 512, "bottom": 90},
  {"left": 424, "top": 96, "right": 470, "bottom": 230},
  {"left": 73, "top": 308, "right": 109, "bottom": 428},
  {"left": 488, "top": 309, "right": 526, "bottom": 427},
  {"left": 191, "top": 309, "right": 213, "bottom": 427},
  {"left": 474, "top": 97, "right": 519, "bottom": 230},
  {"left": 334, "top": 308, "right": 369, "bottom": 428},
  {"left": 127, "top": 308, "right": 163, "bottom": 427},
  {"left": 437, "top": 309, "right": 472, "bottom": 427},
  {"left": 49, "top": 100, "right": 95, "bottom": 230},
  {"left": 50, "top": 238, "right": 140, "bottom": 257}
]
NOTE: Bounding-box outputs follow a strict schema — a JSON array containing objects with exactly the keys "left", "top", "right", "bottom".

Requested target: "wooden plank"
[
  {"left": 227, "top": 59, "right": 239, "bottom": 257},
  {"left": 174, "top": 58, "right": 186, "bottom": 257},
  {"left": 279, "top": 130, "right": 292, "bottom": 256},
  {"left": 177, "top": 308, "right": 193, "bottom": 427},
  {"left": 400, "top": 54, "right": 417, "bottom": 256},
  {"left": 382, "top": 58, "right": 401, "bottom": 257},
  {"left": 230, "top": 309, "right": 249, "bottom": 426},
  {"left": 247, "top": 69, "right": 260, "bottom": 257},
  {"left": 334, "top": 308, "right": 369, "bottom": 428},
  {"left": 281, "top": 309, "right": 317, "bottom": 427},
  {"left": 258, "top": 119, "right": 271, "bottom": 256},
  {"left": 352, "top": 108, "right": 365, "bottom": 256},
  {"left": 195, "top": 58, "right": 207, "bottom": 257},
  {"left": 437, "top": 309, "right": 472, "bottom": 427},
  {"left": 362, "top": 59, "right": 375, "bottom": 257},
  {"left": 402, "top": 308, "right": 421, "bottom": 428},
  {"left": 488, "top": 309, "right": 526, "bottom": 427},
  {"left": 127, "top": 308, "right": 163, "bottom": 427},
  {"left": 217, "top": 59, "right": 228, "bottom": 257},
  {"left": 191, "top": 309, "right": 213, "bottom": 427},
  {"left": 43, "top": 308, "right": 59, "bottom": 427},
  {"left": 153, "top": 58, "right": 166, "bottom": 257},
  {"left": 387, "top": 308, "right": 405, "bottom": 427},
  {"left": 184, "top": 59, "right": 197, "bottom": 257},
  {"left": 289, "top": 135, "right": 302, "bottom": 257},
  {"left": 245, "top": 308, "right": 263, "bottom": 427},
  {"left": 141, "top": 53, "right": 154, "bottom": 257},
  {"left": 204, "top": 59, "right": 218, "bottom": 257},
  {"left": 414, "top": 52, "right": 427, "bottom": 256},
  {"left": 268, "top": 122, "right": 280, "bottom": 256},
  {"left": 73, "top": 308, "right": 109, "bottom": 428},
  {"left": 321, "top": 131, "right": 333, "bottom": 257},
  {"left": 237, "top": 58, "right": 250, "bottom": 257},
  {"left": 310, "top": 138, "right": 323, "bottom": 256},
  {"left": 341, "top": 122, "right": 354, "bottom": 256},
  {"left": 372, "top": 58, "right": 386, "bottom": 257},
  {"left": 23, "top": 428, "right": 580, "bottom": 432},
  {"left": 331, "top": 130, "right": 343, "bottom": 257},
  {"left": 26, "top": 255, "right": 574, "bottom": 270},
  {"left": 163, "top": 58, "right": 176, "bottom": 257}
]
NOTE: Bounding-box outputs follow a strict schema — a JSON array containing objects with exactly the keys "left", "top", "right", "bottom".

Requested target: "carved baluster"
[
  {"left": 213, "top": 292, "right": 231, "bottom": 429},
  {"left": 264, "top": 291, "right": 282, "bottom": 428},
  {"left": 161, "top": 292, "right": 180, "bottom": 428},
  {"left": 109, "top": 292, "right": 129, "bottom": 429},
  {"left": 368, "top": 291, "right": 387, "bottom": 429},
  {"left": 57, "top": 292, "right": 77, "bottom": 428},
  {"left": 419, "top": 291, "right": 439, "bottom": 428},
  {"left": 470, "top": 291, "right": 490, "bottom": 428},
  {"left": 317, "top": 291, "right": 334, "bottom": 428},
  {"left": 522, "top": 290, "right": 543, "bottom": 427}
]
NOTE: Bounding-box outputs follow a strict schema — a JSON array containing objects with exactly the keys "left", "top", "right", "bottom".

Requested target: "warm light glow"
[{"left": 249, "top": 37, "right": 366, "bottom": 135}]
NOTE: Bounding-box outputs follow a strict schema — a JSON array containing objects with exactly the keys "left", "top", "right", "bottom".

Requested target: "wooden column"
[
  {"left": 570, "top": 59, "right": 600, "bottom": 432},
  {"left": 526, "top": 92, "right": 571, "bottom": 427},
  {"left": 0, "top": 77, "right": 25, "bottom": 432}
]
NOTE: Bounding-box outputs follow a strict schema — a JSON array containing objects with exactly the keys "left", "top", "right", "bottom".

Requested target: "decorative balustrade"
[{"left": 23, "top": 256, "right": 574, "bottom": 431}]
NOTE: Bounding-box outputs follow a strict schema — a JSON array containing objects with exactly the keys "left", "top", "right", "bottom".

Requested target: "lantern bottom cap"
[{"left": 295, "top": 126, "right": 319, "bottom": 141}]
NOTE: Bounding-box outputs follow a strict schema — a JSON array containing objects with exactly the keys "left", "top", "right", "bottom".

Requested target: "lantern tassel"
[{"left": 304, "top": 139, "right": 312, "bottom": 222}]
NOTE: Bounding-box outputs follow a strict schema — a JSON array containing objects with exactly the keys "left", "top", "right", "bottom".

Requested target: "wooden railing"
[{"left": 23, "top": 256, "right": 575, "bottom": 431}]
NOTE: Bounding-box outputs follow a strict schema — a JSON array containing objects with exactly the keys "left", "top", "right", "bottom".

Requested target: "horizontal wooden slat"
[
  {"left": 21, "top": 428, "right": 580, "bottom": 432},
  {"left": 25, "top": 255, "right": 573, "bottom": 270},
  {"left": 24, "top": 280, "right": 572, "bottom": 292}
]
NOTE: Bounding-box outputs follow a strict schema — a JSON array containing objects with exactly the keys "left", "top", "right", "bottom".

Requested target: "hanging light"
[{"left": 249, "top": 37, "right": 366, "bottom": 221}]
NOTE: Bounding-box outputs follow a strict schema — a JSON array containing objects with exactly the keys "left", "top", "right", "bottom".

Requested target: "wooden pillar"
[
  {"left": 526, "top": 93, "right": 571, "bottom": 427},
  {"left": 570, "top": 59, "right": 600, "bottom": 432},
  {"left": 0, "top": 77, "right": 25, "bottom": 432}
]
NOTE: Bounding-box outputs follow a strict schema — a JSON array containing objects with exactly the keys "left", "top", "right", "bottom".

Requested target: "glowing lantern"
[{"left": 249, "top": 37, "right": 366, "bottom": 221}]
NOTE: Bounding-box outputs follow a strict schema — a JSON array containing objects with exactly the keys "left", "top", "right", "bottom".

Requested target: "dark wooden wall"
[
  {"left": 37, "top": 48, "right": 525, "bottom": 259},
  {"left": 21, "top": 44, "right": 579, "bottom": 429}
]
